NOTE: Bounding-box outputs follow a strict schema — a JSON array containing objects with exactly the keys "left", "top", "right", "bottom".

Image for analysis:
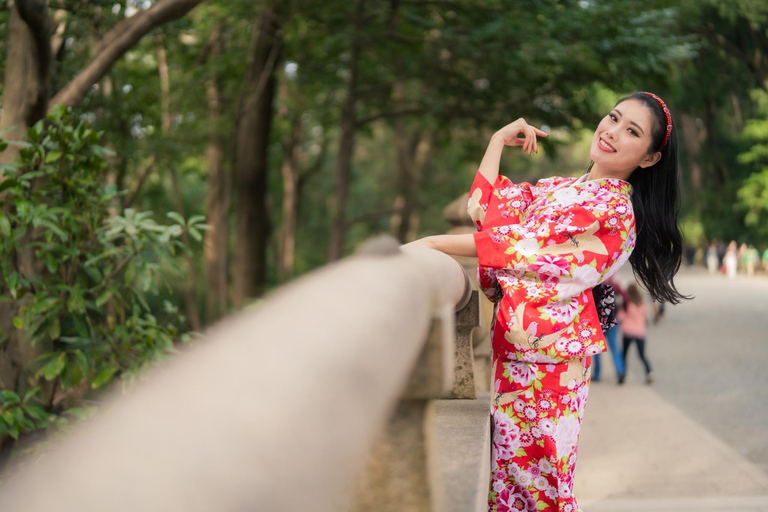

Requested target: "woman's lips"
[{"left": 599, "top": 137, "right": 616, "bottom": 153}]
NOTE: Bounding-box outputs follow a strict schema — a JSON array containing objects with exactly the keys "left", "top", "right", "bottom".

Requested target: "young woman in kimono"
[{"left": 406, "top": 92, "right": 688, "bottom": 512}]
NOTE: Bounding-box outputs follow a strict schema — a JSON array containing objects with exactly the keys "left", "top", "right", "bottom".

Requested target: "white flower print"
[
  {"left": 517, "top": 471, "right": 533, "bottom": 487},
  {"left": 530, "top": 426, "right": 543, "bottom": 439},
  {"left": 493, "top": 480, "right": 506, "bottom": 493},
  {"left": 585, "top": 344, "right": 602, "bottom": 356},
  {"left": 508, "top": 462, "right": 522, "bottom": 477},
  {"left": 538, "top": 458, "right": 553, "bottom": 474},
  {"left": 515, "top": 238, "right": 540, "bottom": 258},
  {"left": 543, "top": 298, "right": 579, "bottom": 323},
  {"left": 533, "top": 476, "right": 550, "bottom": 491},
  {"left": 513, "top": 399, "right": 526, "bottom": 413},
  {"left": 556, "top": 265, "right": 601, "bottom": 300},
  {"left": 564, "top": 504, "right": 574, "bottom": 512},
  {"left": 545, "top": 486, "right": 558, "bottom": 500},
  {"left": 555, "top": 337, "right": 569, "bottom": 351},
  {"left": 555, "top": 414, "right": 581, "bottom": 455},
  {"left": 537, "top": 398, "right": 553, "bottom": 411},
  {"left": 552, "top": 187, "right": 580, "bottom": 206},
  {"left": 566, "top": 340, "right": 584, "bottom": 356}
]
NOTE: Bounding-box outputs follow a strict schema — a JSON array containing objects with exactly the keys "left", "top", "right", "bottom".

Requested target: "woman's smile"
[{"left": 598, "top": 137, "right": 616, "bottom": 153}]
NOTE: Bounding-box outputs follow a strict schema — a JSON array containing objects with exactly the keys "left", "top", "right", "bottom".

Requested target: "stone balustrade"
[{"left": 0, "top": 235, "right": 491, "bottom": 512}]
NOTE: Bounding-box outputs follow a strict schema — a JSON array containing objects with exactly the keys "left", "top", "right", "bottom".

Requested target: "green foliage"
[
  {"left": 0, "top": 388, "right": 49, "bottom": 440},
  {"left": 736, "top": 87, "right": 768, "bottom": 239},
  {"left": 0, "top": 107, "right": 198, "bottom": 436}
]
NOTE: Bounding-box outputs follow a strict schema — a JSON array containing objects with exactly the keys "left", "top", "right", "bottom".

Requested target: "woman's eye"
[
  {"left": 628, "top": 129, "right": 638, "bottom": 136},
  {"left": 609, "top": 114, "right": 617, "bottom": 121}
]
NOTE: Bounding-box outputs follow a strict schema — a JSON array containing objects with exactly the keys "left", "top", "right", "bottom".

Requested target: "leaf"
[
  {"left": 22, "top": 387, "right": 40, "bottom": 404},
  {"left": 13, "top": 316, "right": 23, "bottom": 329},
  {"left": 91, "top": 365, "right": 119, "bottom": 389},
  {"left": 41, "top": 352, "right": 66, "bottom": 381},
  {"left": 45, "top": 151, "right": 62, "bottom": 163},
  {"left": 48, "top": 317, "right": 61, "bottom": 340},
  {"left": 0, "top": 212, "right": 11, "bottom": 237},
  {"left": 188, "top": 227, "right": 202, "bottom": 242},
  {"left": 166, "top": 211, "right": 185, "bottom": 225},
  {"left": 96, "top": 289, "right": 113, "bottom": 308}
]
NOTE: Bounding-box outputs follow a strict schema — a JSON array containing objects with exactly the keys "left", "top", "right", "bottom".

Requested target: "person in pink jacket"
[{"left": 618, "top": 283, "right": 653, "bottom": 384}]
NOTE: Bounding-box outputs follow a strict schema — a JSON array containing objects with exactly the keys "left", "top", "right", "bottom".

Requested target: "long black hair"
[{"left": 590, "top": 92, "right": 690, "bottom": 304}]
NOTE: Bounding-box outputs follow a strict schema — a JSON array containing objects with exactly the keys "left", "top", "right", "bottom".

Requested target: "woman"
[{"left": 406, "top": 92, "right": 689, "bottom": 511}]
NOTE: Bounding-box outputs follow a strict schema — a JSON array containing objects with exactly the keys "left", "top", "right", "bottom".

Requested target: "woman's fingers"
[{"left": 533, "top": 127, "right": 549, "bottom": 137}]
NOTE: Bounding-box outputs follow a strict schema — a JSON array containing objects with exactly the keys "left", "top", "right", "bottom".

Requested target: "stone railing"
[{"left": 0, "top": 236, "right": 491, "bottom": 512}]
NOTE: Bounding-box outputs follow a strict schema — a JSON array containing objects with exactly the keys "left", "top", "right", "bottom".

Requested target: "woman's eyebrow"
[{"left": 613, "top": 108, "right": 646, "bottom": 135}]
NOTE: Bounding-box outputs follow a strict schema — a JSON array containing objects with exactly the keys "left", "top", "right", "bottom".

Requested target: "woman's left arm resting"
[{"left": 403, "top": 234, "right": 478, "bottom": 257}]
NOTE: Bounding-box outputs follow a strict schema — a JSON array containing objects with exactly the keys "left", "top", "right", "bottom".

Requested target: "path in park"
[{"left": 575, "top": 266, "right": 768, "bottom": 511}]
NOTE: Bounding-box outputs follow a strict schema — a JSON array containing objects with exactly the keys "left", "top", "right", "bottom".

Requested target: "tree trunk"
[
  {"left": 0, "top": 0, "right": 52, "bottom": 164},
  {"left": 0, "top": 0, "right": 53, "bottom": 458},
  {"left": 48, "top": 0, "right": 207, "bottom": 111},
  {"left": 231, "top": 8, "right": 281, "bottom": 307},
  {"left": 678, "top": 113, "right": 705, "bottom": 212},
  {"left": 328, "top": 0, "right": 365, "bottom": 261},
  {"left": 202, "top": 27, "right": 228, "bottom": 323},
  {"left": 278, "top": 112, "right": 303, "bottom": 281},
  {"left": 156, "top": 35, "right": 201, "bottom": 331}
]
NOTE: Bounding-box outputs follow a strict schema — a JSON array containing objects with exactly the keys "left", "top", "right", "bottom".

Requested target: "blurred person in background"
[
  {"left": 724, "top": 241, "right": 738, "bottom": 279},
  {"left": 618, "top": 283, "right": 653, "bottom": 384},
  {"left": 406, "top": 91, "right": 689, "bottom": 512},
  {"left": 706, "top": 241, "right": 719, "bottom": 275},
  {"left": 743, "top": 244, "right": 759, "bottom": 276}
]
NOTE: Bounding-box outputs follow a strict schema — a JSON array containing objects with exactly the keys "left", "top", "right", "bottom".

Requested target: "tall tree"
[{"left": 231, "top": 6, "right": 282, "bottom": 305}]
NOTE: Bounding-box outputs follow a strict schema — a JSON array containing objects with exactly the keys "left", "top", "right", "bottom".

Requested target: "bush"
[{"left": 0, "top": 107, "right": 206, "bottom": 441}]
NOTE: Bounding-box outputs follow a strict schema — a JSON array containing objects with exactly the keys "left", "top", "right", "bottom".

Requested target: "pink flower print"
[
  {"left": 537, "top": 398, "right": 553, "bottom": 412},
  {"left": 494, "top": 470, "right": 508, "bottom": 481},
  {"left": 497, "top": 485, "right": 537, "bottom": 512},
  {"left": 519, "top": 431, "right": 534, "bottom": 447},
  {"left": 538, "top": 418, "right": 556, "bottom": 436},
  {"left": 529, "top": 254, "right": 569, "bottom": 283},
  {"left": 523, "top": 405, "right": 538, "bottom": 421},
  {"left": 493, "top": 410, "right": 522, "bottom": 461},
  {"left": 529, "top": 465, "right": 541, "bottom": 477},
  {"left": 506, "top": 362, "right": 539, "bottom": 387}
]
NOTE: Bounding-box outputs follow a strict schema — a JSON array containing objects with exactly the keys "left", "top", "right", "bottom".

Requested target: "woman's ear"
[{"left": 639, "top": 151, "right": 662, "bottom": 169}]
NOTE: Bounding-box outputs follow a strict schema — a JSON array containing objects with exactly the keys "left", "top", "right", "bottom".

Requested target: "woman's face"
[{"left": 589, "top": 98, "right": 661, "bottom": 178}]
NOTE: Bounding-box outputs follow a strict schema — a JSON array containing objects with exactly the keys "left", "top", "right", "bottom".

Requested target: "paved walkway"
[
  {"left": 574, "top": 267, "right": 768, "bottom": 512},
  {"left": 576, "top": 382, "right": 768, "bottom": 511}
]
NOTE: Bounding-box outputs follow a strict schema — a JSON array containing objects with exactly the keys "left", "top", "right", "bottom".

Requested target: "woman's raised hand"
[{"left": 494, "top": 118, "right": 549, "bottom": 155}]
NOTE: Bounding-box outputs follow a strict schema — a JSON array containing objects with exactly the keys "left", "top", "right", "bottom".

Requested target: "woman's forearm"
[
  {"left": 478, "top": 134, "right": 506, "bottom": 185},
  {"left": 404, "top": 233, "right": 477, "bottom": 257}
]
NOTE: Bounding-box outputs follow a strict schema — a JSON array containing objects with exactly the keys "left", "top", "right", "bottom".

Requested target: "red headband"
[{"left": 641, "top": 91, "right": 672, "bottom": 152}]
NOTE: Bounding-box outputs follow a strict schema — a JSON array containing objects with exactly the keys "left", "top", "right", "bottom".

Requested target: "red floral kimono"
[{"left": 467, "top": 170, "right": 636, "bottom": 512}]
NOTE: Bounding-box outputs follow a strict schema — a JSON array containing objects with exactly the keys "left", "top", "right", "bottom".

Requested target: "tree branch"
[{"left": 48, "top": 0, "right": 207, "bottom": 111}]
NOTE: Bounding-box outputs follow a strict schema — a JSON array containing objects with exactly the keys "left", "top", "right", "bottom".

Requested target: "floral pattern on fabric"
[{"left": 467, "top": 171, "right": 636, "bottom": 512}]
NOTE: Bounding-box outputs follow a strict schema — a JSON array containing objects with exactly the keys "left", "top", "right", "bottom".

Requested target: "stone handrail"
[{"left": 0, "top": 236, "right": 487, "bottom": 512}]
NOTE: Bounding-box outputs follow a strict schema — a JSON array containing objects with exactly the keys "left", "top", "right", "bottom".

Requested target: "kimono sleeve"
[
  {"left": 473, "top": 199, "right": 636, "bottom": 300},
  {"left": 466, "top": 170, "right": 534, "bottom": 231}
]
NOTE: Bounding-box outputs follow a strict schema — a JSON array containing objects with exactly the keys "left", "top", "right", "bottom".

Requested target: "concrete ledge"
[
  {"left": 426, "top": 394, "right": 491, "bottom": 512},
  {"left": 581, "top": 495, "right": 768, "bottom": 512}
]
